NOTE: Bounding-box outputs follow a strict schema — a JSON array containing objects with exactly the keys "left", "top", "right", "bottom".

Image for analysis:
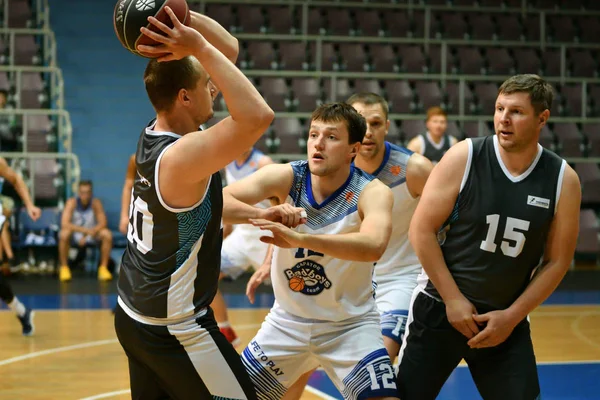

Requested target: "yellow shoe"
[
  {"left": 59, "top": 266, "right": 71, "bottom": 282},
  {"left": 98, "top": 265, "right": 112, "bottom": 281}
]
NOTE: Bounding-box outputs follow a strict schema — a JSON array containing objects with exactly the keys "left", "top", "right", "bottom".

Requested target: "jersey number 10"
[
  {"left": 480, "top": 214, "right": 530, "bottom": 258},
  {"left": 127, "top": 196, "right": 154, "bottom": 254}
]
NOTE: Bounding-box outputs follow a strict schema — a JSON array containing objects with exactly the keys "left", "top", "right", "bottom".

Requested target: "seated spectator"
[{"left": 58, "top": 180, "right": 113, "bottom": 282}]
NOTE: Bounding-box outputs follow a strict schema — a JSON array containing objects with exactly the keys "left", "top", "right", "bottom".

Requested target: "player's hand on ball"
[
  {"left": 137, "top": 6, "right": 206, "bottom": 62},
  {"left": 261, "top": 204, "right": 307, "bottom": 228},
  {"left": 246, "top": 263, "right": 271, "bottom": 304},
  {"left": 445, "top": 296, "right": 480, "bottom": 339},
  {"left": 249, "top": 219, "right": 301, "bottom": 248},
  {"left": 467, "top": 310, "right": 518, "bottom": 349}
]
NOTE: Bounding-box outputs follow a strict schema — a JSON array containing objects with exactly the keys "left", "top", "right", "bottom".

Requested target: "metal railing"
[
  {"left": 0, "top": 151, "right": 80, "bottom": 200},
  {"left": 0, "top": 65, "right": 64, "bottom": 109},
  {"left": 194, "top": 0, "right": 600, "bottom": 16},
  {"left": 0, "top": 108, "right": 73, "bottom": 156},
  {"left": 216, "top": 71, "right": 600, "bottom": 121},
  {"left": 0, "top": 27, "right": 57, "bottom": 67}
]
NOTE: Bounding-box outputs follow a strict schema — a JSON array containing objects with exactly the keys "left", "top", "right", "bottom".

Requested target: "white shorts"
[
  {"left": 375, "top": 276, "right": 417, "bottom": 345},
  {"left": 221, "top": 225, "right": 270, "bottom": 279},
  {"left": 241, "top": 304, "right": 398, "bottom": 400}
]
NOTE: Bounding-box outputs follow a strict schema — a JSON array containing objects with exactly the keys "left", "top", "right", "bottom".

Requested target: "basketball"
[
  {"left": 289, "top": 276, "right": 305, "bottom": 292},
  {"left": 113, "top": 0, "right": 191, "bottom": 58}
]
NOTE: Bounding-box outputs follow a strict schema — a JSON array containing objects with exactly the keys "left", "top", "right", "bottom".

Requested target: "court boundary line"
[
  {"left": 0, "top": 324, "right": 261, "bottom": 367},
  {"left": 0, "top": 339, "right": 118, "bottom": 367},
  {"left": 80, "top": 389, "right": 130, "bottom": 400},
  {"left": 79, "top": 385, "right": 338, "bottom": 400}
]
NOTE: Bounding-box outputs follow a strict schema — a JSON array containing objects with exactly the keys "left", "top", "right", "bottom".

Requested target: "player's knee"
[
  {"left": 59, "top": 229, "right": 72, "bottom": 242},
  {"left": 99, "top": 228, "right": 112, "bottom": 243}
]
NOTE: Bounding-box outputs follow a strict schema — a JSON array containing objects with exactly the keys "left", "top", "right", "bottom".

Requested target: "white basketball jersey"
[
  {"left": 271, "top": 161, "right": 377, "bottom": 322},
  {"left": 370, "top": 142, "right": 421, "bottom": 284},
  {"left": 225, "top": 148, "right": 271, "bottom": 234}
]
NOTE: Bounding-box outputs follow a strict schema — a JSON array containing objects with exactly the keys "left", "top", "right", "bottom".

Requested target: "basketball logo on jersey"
[
  {"left": 390, "top": 165, "right": 402, "bottom": 176},
  {"left": 284, "top": 260, "right": 332, "bottom": 295}
]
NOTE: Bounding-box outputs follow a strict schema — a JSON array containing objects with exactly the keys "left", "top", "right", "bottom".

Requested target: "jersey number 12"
[
  {"left": 127, "top": 196, "right": 154, "bottom": 254},
  {"left": 480, "top": 214, "right": 530, "bottom": 258}
]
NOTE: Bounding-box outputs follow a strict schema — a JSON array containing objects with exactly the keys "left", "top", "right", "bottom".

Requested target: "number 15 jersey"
[
  {"left": 425, "top": 135, "right": 566, "bottom": 312},
  {"left": 118, "top": 120, "right": 223, "bottom": 324}
]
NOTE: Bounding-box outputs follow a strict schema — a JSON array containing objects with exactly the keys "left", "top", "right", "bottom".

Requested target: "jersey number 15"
[{"left": 480, "top": 214, "right": 530, "bottom": 258}]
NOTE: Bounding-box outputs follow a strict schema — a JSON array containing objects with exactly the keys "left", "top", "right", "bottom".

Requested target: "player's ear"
[
  {"left": 350, "top": 142, "right": 359, "bottom": 158},
  {"left": 539, "top": 109, "right": 550, "bottom": 127},
  {"left": 179, "top": 89, "right": 190, "bottom": 104}
]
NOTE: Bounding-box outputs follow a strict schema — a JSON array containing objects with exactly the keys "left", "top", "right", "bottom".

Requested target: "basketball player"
[
  {"left": 223, "top": 102, "right": 400, "bottom": 400},
  {"left": 119, "top": 154, "right": 136, "bottom": 234},
  {"left": 397, "top": 74, "right": 581, "bottom": 400},
  {"left": 407, "top": 106, "right": 457, "bottom": 164},
  {"left": 113, "top": 8, "right": 296, "bottom": 400},
  {"left": 0, "top": 156, "right": 41, "bottom": 335},
  {"left": 212, "top": 146, "right": 274, "bottom": 346},
  {"left": 250, "top": 93, "right": 434, "bottom": 399}
]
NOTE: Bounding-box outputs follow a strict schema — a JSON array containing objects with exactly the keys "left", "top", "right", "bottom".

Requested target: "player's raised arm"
[
  {"left": 189, "top": 11, "right": 238, "bottom": 63},
  {"left": 139, "top": 7, "right": 274, "bottom": 186}
]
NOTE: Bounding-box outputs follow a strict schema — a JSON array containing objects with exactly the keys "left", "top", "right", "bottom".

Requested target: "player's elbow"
[
  {"left": 255, "top": 105, "right": 275, "bottom": 128},
  {"left": 228, "top": 37, "right": 239, "bottom": 63}
]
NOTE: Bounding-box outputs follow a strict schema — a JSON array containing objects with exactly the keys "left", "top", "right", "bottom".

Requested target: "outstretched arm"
[
  {"left": 223, "top": 163, "right": 301, "bottom": 225},
  {"left": 252, "top": 179, "right": 393, "bottom": 262},
  {"left": 0, "top": 158, "right": 40, "bottom": 221}
]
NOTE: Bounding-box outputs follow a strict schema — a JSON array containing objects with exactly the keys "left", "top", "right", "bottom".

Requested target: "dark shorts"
[
  {"left": 114, "top": 304, "right": 257, "bottom": 400},
  {"left": 397, "top": 292, "right": 540, "bottom": 400}
]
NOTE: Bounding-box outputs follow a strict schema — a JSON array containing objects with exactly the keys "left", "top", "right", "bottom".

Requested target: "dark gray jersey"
[
  {"left": 425, "top": 135, "right": 566, "bottom": 312},
  {"left": 420, "top": 133, "right": 452, "bottom": 164},
  {"left": 118, "top": 120, "right": 223, "bottom": 323}
]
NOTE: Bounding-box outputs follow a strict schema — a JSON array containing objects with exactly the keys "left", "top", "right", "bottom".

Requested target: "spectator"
[{"left": 58, "top": 180, "right": 113, "bottom": 282}]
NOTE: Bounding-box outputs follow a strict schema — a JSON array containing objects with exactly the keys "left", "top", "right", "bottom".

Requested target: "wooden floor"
[{"left": 0, "top": 305, "right": 599, "bottom": 400}]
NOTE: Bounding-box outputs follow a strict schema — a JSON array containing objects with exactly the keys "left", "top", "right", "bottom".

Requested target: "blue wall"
[{"left": 49, "top": 0, "right": 155, "bottom": 227}]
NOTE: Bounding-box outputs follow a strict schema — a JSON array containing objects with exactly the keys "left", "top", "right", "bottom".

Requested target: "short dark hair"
[
  {"left": 143, "top": 56, "right": 203, "bottom": 112},
  {"left": 346, "top": 92, "right": 389, "bottom": 120},
  {"left": 79, "top": 180, "right": 92, "bottom": 189},
  {"left": 498, "top": 74, "right": 554, "bottom": 114},
  {"left": 311, "top": 102, "right": 367, "bottom": 144}
]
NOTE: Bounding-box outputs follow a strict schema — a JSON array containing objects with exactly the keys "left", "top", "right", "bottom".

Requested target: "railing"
[
  {"left": 0, "top": 65, "right": 64, "bottom": 109},
  {"left": 0, "top": 151, "right": 80, "bottom": 200},
  {"left": 215, "top": 71, "right": 600, "bottom": 121},
  {"left": 194, "top": 0, "right": 600, "bottom": 16},
  {"left": 0, "top": 28, "right": 57, "bottom": 67},
  {"left": 0, "top": 108, "right": 74, "bottom": 156}
]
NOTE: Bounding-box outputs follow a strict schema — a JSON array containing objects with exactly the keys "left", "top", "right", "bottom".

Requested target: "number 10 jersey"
[
  {"left": 118, "top": 121, "right": 223, "bottom": 324},
  {"left": 425, "top": 135, "right": 566, "bottom": 312}
]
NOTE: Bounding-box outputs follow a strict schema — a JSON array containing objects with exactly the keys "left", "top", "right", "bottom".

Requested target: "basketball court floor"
[{"left": 1, "top": 275, "right": 599, "bottom": 400}]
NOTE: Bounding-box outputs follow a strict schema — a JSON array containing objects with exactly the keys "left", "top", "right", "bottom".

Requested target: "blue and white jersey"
[
  {"left": 369, "top": 142, "right": 421, "bottom": 283},
  {"left": 271, "top": 160, "right": 377, "bottom": 322},
  {"left": 225, "top": 148, "right": 271, "bottom": 212}
]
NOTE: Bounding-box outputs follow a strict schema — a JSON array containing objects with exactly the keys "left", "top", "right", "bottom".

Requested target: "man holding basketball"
[{"left": 113, "top": 7, "right": 300, "bottom": 400}]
